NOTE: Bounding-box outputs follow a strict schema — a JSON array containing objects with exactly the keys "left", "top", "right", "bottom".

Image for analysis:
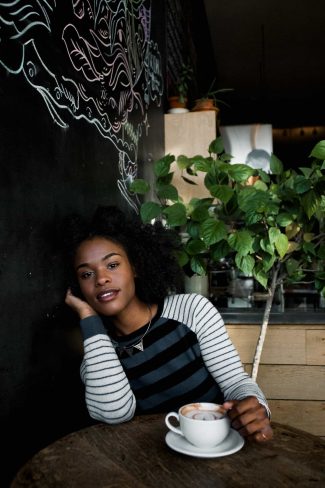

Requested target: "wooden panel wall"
[{"left": 226, "top": 324, "right": 325, "bottom": 438}]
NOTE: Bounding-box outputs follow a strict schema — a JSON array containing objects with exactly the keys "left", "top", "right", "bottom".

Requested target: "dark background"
[
  {"left": 203, "top": 0, "right": 325, "bottom": 167},
  {"left": 204, "top": 0, "right": 325, "bottom": 125}
]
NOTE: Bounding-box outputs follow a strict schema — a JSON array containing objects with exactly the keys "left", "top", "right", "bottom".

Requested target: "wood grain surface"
[{"left": 11, "top": 415, "right": 325, "bottom": 488}]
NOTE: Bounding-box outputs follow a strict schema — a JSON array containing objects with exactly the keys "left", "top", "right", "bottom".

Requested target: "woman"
[{"left": 64, "top": 205, "right": 273, "bottom": 442}]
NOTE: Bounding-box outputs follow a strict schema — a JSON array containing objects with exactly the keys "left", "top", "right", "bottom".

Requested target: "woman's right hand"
[{"left": 65, "top": 288, "right": 97, "bottom": 320}]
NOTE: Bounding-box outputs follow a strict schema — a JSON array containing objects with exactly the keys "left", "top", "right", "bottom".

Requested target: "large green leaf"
[
  {"left": 175, "top": 249, "right": 189, "bottom": 267},
  {"left": 256, "top": 169, "right": 271, "bottom": 183},
  {"left": 228, "top": 230, "right": 254, "bottom": 254},
  {"left": 200, "top": 218, "right": 227, "bottom": 246},
  {"left": 157, "top": 184, "right": 179, "bottom": 201},
  {"left": 185, "top": 238, "right": 207, "bottom": 255},
  {"left": 275, "top": 233, "right": 289, "bottom": 258},
  {"left": 193, "top": 157, "right": 212, "bottom": 172},
  {"left": 158, "top": 172, "right": 174, "bottom": 185},
  {"left": 310, "top": 140, "right": 325, "bottom": 160},
  {"left": 235, "top": 254, "right": 255, "bottom": 275},
  {"left": 299, "top": 167, "right": 313, "bottom": 178},
  {"left": 260, "top": 237, "right": 274, "bottom": 255},
  {"left": 163, "top": 203, "right": 187, "bottom": 226},
  {"left": 253, "top": 179, "right": 268, "bottom": 191},
  {"left": 186, "top": 220, "right": 201, "bottom": 239},
  {"left": 285, "top": 258, "right": 300, "bottom": 276},
  {"left": 301, "top": 190, "right": 320, "bottom": 219},
  {"left": 177, "top": 154, "right": 192, "bottom": 170},
  {"left": 302, "top": 241, "right": 316, "bottom": 256},
  {"left": 191, "top": 155, "right": 211, "bottom": 171},
  {"left": 140, "top": 202, "right": 162, "bottom": 223},
  {"left": 270, "top": 154, "right": 283, "bottom": 175},
  {"left": 204, "top": 167, "right": 219, "bottom": 190},
  {"left": 237, "top": 187, "right": 271, "bottom": 213},
  {"left": 129, "top": 179, "right": 150, "bottom": 194},
  {"left": 190, "top": 255, "right": 207, "bottom": 275},
  {"left": 209, "top": 137, "right": 224, "bottom": 155},
  {"left": 245, "top": 211, "right": 263, "bottom": 225},
  {"left": 253, "top": 265, "right": 268, "bottom": 289},
  {"left": 191, "top": 205, "right": 210, "bottom": 222},
  {"left": 209, "top": 184, "right": 234, "bottom": 203},
  {"left": 210, "top": 240, "right": 232, "bottom": 261},
  {"left": 227, "top": 164, "right": 254, "bottom": 182},
  {"left": 268, "top": 227, "right": 288, "bottom": 258},
  {"left": 154, "top": 154, "right": 175, "bottom": 177},
  {"left": 276, "top": 212, "right": 293, "bottom": 227},
  {"left": 261, "top": 253, "right": 276, "bottom": 272},
  {"left": 268, "top": 227, "right": 281, "bottom": 245},
  {"left": 293, "top": 175, "right": 311, "bottom": 194}
]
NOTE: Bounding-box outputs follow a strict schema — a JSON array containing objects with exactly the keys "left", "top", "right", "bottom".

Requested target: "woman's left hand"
[{"left": 223, "top": 396, "right": 273, "bottom": 443}]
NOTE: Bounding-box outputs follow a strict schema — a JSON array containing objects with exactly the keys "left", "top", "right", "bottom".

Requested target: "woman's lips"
[{"left": 96, "top": 289, "right": 119, "bottom": 302}]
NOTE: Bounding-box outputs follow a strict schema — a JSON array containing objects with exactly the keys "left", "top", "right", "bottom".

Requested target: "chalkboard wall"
[{"left": 0, "top": 1, "right": 211, "bottom": 484}]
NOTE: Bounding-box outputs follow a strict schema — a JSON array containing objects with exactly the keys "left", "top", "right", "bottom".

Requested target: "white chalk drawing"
[{"left": 0, "top": 0, "right": 163, "bottom": 209}]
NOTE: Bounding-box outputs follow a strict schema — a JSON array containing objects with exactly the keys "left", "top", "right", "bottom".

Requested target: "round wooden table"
[{"left": 10, "top": 415, "right": 325, "bottom": 487}]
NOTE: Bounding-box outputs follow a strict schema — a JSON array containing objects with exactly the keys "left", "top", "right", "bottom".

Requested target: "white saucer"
[{"left": 165, "top": 428, "right": 244, "bottom": 458}]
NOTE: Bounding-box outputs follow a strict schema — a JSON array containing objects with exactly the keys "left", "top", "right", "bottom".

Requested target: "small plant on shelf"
[
  {"left": 168, "top": 63, "right": 194, "bottom": 110},
  {"left": 192, "top": 78, "right": 233, "bottom": 112}
]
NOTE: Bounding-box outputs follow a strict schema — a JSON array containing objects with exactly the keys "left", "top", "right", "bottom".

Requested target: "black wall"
[
  {"left": 0, "top": 1, "right": 166, "bottom": 485},
  {"left": 0, "top": 1, "right": 212, "bottom": 485}
]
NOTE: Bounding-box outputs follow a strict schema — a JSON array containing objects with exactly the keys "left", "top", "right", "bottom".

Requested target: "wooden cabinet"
[{"left": 226, "top": 324, "right": 325, "bottom": 438}]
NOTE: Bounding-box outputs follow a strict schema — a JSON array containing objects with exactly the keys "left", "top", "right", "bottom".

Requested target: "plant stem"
[{"left": 251, "top": 261, "right": 281, "bottom": 381}]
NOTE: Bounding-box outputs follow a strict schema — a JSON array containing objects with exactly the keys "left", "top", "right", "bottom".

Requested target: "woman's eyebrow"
[{"left": 76, "top": 253, "right": 121, "bottom": 270}]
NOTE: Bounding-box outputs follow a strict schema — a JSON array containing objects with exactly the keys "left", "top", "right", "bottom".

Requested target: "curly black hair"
[{"left": 62, "top": 205, "right": 185, "bottom": 303}]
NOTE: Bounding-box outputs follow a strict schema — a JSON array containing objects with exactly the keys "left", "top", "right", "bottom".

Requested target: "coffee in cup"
[{"left": 165, "top": 402, "right": 230, "bottom": 448}]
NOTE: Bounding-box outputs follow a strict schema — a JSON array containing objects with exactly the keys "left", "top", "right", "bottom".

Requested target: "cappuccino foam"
[{"left": 181, "top": 403, "right": 225, "bottom": 421}]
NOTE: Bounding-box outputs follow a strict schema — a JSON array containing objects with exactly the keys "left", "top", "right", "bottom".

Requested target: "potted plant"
[
  {"left": 191, "top": 78, "right": 233, "bottom": 112},
  {"left": 168, "top": 63, "right": 194, "bottom": 113},
  {"left": 129, "top": 137, "right": 325, "bottom": 380}
]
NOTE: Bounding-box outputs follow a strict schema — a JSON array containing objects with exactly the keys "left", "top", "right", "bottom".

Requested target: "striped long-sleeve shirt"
[{"left": 80, "top": 293, "right": 270, "bottom": 424}]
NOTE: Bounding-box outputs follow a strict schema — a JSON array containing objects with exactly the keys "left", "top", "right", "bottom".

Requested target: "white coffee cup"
[{"left": 165, "top": 402, "right": 230, "bottom": 448}]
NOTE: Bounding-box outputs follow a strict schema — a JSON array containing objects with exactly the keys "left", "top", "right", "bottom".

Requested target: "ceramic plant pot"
[
  {"left": 191, "top": 98, "right": 219, "bottom": 113},
  {"left": 168, "top": 96, "right": 189, "bottom": 113}
]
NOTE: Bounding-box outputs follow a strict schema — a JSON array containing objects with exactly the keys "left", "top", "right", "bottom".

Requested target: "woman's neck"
[{"left": 113, "top": 302, "right": 158, "bottom": 336}]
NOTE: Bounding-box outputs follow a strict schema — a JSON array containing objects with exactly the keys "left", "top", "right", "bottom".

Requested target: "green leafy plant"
[
  {"left": 174, "top": 63, "right": 194, "bottom": 104},
  {"left": 197, "top": 78, "right": 234, "bottom": 107},
  {"left": 130, "top": 138, "right": 325, "bottom": 379}
]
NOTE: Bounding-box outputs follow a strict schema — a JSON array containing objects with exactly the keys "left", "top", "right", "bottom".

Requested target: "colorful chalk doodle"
[{"left": 0, "top": 0, "right": 164, "bottom": 208}]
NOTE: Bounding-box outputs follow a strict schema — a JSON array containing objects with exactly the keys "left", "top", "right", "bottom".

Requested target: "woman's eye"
[
  {"left": 80, "top": 271, "right": 93, "bottom": 280},
  {"left": 107, "top": 262, "right": 119, "bottom": 270}
]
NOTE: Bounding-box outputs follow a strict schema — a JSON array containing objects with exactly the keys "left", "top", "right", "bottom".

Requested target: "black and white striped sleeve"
[
  {"left": 166, "top": 294, "right": 270, "bottom": 415},
  {"left": 80, "top": 315, "right": 136, "bottom": 424}
]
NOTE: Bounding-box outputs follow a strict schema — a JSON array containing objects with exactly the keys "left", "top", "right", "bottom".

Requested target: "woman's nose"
[{"left": 96, "top": 269, "right": 111, "bottom": 286}]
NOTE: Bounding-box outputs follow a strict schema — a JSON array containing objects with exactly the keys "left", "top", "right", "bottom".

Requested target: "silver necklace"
[{"left": 114, "top": 305, "right": 152, "bottom": 354}]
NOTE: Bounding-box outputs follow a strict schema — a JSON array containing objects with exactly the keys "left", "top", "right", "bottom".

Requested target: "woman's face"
[{"left": 74, "top": 236, "right": 137, "bottom": 317}]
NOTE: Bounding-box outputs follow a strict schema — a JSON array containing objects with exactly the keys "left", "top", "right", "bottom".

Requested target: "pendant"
[{"left": 133, "top": 340, "right": 144, "bottom": 352}]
